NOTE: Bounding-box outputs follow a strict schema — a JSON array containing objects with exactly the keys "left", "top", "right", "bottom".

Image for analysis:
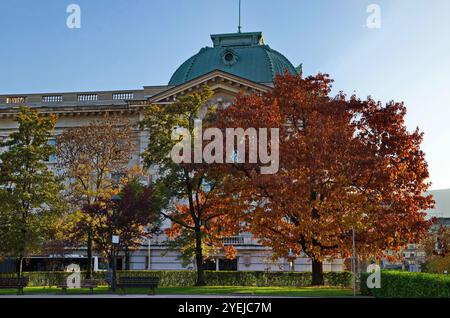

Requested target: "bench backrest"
[
  {"left": 80, "top": 279, "right": 99, "bottom": 288},
  {"left": 0, "top": 277, "right": 29, "bottom": 288},
  {"left": 59, "top": 278, "right": 99, "bottom": 288},
  {"left": 118, "top": 276, "right": 160, "bottom": 285}
]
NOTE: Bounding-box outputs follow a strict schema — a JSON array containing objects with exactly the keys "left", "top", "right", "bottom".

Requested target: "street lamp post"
[
  {"left": 111, "top": 234, "right": 119, "bottom": 291},
  {"left": 352, "top": 227, "right": 356, "bottom": 297},
  {"left": 111, "top": 195, "right": 121, "bottom": 292}
]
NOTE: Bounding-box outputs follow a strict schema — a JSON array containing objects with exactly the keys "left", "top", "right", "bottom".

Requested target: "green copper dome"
[{"left": 169, "top": 32, "right": 298, "bottom": 86}]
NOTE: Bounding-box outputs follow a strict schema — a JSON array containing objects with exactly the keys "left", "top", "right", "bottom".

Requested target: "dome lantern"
[{"left": 168, "top": 31, "right": 298, "bottom": 86}]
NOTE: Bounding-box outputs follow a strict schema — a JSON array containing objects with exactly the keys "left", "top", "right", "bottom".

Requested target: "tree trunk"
[
  {"left": 309, "top": 192, "right": 324, "bottom": 286},
  {"left": 18, "top": 215, "right": 26, "bottom": 278},
  {"left": 17, "top": 256, "right": 24, "bottom": 278},
  {"left": 194, "top": 228, "right": 206, "bottom": 286},
  {"left": 86, "top": 228, "right": 93, "bottom": 279},
  {"left": 311, "top": 259, "right": 324, "bottom": 286}
]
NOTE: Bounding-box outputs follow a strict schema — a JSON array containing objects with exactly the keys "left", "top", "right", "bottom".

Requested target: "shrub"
[
  {"left": 360, "top": 270, "right": 450, "bottom": 298},
  {"left": 0, "top": 270, "right": 352, "bottom": 288},
  {"left": 121, "top": 271, "right": 352, "bottom": 287},
  {"left": 0, "top": 271, "right": 105, "bottom": 287}
]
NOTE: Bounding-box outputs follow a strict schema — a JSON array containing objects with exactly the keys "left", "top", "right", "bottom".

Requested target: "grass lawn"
[{"left": 0, "top": 285, "right": 355, "bottom": 297}]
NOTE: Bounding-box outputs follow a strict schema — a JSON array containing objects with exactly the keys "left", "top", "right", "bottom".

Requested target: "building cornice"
[
  {"left": 0, "top": 104, "right": 139, "bottom": 119},
  {"left": 145, "top": 70, "right": 271, "bottom": 105},
  {"left": 0, "top": 71, "right": 272, "bottom": 118}
]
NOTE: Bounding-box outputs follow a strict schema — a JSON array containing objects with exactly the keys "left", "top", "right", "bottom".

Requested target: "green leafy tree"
[
  {"left": 0, "top": 107, "right": 63, "bottom": 277},
  {"left": 141, "top": 86, "right": 228, "bottom": 285}
]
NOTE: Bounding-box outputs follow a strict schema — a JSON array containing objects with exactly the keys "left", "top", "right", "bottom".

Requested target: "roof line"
[{"left": 150, "top": 69, "right": 271, "bottom": 103}]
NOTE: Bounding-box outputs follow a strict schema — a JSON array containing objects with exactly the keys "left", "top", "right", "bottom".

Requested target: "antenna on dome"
[{"left": 238, "top": 0, "right": 242, "bottom": 33}]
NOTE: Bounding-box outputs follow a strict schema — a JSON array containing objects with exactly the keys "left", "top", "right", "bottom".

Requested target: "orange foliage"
[{"left": 214, "top": 73, "right": 434, "bottom": 265}]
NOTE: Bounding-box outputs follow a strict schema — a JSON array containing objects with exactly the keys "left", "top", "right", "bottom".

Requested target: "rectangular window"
[
  {"left": 78, "top": 94, "right": 98, "bottom": 102},
  {"left": 118, "top": 258, "right": 124, "bottom": 270},
  {"left": 42, "top": 95, "right": 63, "bottom": 103},
  {"left": 204, "top": 259, "right": 217, "bottom": 271},
  {"left": 47, "top": 139, "right": 57, "bottom": 163},
  {"left": 219, "top": 259, "right": 238, "bottom": 271},
  {"left": 6, "top": 96, "right": 26, "bottom": 104},
  {"left": 112, "top": 92, "right": 134, "bottom": 100}
]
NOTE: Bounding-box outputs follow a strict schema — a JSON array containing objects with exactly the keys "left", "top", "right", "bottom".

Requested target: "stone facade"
[{"left": 0, "top": 31, "right": 345, "bottom": 273}]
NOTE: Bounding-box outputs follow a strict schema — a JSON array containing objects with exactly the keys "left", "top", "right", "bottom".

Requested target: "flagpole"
[{"left": 238, "top": 0, "right": 242, "bottom": 33}]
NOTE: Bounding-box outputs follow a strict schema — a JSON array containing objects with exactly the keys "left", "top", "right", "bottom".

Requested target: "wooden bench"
[
  {"left": 0, "top": 277, "right": 29, "bottom": 295},
  {"left": 58, "top": 279, "right": 99, "bottom": 294},
  {"left": 116, "top": 276, "right": 160, "bottom": 295}
]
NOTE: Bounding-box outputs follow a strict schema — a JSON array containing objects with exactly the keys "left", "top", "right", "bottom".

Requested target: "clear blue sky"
[{"left": 0, "top": 0, "right": 449, "bottom": 189}]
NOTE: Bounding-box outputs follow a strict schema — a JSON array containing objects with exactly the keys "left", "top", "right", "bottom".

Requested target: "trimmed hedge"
[
  {"left": 0, "top": 270, "right": 352, "bottom": 288},
  {"left": 0, "top": 271, "right": 106, "bottom": 287},
  {"left": 360, "top": 271, "right": 450, "bottom": 298}
]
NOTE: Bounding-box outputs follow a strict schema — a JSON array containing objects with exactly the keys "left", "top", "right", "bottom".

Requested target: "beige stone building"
[{"left": 0, "top": 31, "right": 344, "bottom": 273}]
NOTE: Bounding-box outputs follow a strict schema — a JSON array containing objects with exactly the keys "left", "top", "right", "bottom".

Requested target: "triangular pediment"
[{"left": 148, "top": 70, "right": 272, "bottom": 104}]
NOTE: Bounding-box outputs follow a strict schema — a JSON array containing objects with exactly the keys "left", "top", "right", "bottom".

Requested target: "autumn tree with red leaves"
[
  {"left": 86, "top": 179, "right": 160, "bottom": 272},
  {"left": 215, "top": 73, "right": 434, "bottom": 285}
]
